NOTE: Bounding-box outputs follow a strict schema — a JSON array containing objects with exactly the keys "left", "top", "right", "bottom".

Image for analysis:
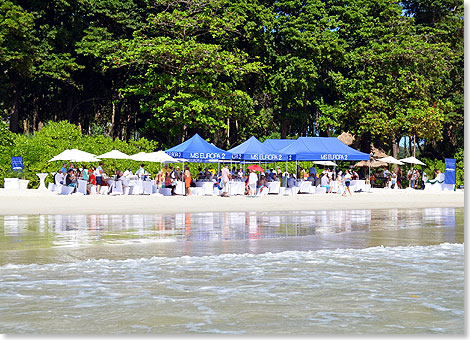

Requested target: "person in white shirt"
[
  {"left": 248, "top": 169, "right": 258, "bottom": 197},
  {"left": 237, "top": 168, "right": 244, "bottom": 180},
  {"left": 94, "top": 162, "right": 104, "bottom": 194},
  {"left": 123, "top": 168, "right": 132, "bottom": 178},
  {"left": 336, "top": 171, "right": 343, "bottom": 194},
  {"left": 221, "top": 164, "right": 231, "bottom": 197}
]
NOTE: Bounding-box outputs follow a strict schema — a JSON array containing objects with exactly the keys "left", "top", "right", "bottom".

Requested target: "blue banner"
[{"left": 444, "top": 158, "right": 456, "bottom": 185}]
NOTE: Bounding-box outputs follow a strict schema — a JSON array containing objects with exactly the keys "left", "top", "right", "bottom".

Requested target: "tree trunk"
[
  {"left": 417, "top": 140, "right": 424, "bottom": 156},
  {"left": 112, "top": 95, "right": 122, "bottom": 140},
  {"left": 9, "top": 87, "right": 21, "bottom": 133},
  {"left": 67, "top": 95, "right": 74, "bottom": 123},
  {"left": 408, "top": 136, "right": 412, "bottom": 157},
  {"left": 359, "top": 132, "right": 371, "bottom": 154},
  {"left": 32, "top": 95, "right": 39, "bottom": 132},
  {"left": 392, "top": 136, "right": 400, "bottom": 159},
  {"left": 226, "top": 117, "right": 230, "bottom": 148},
  {"left": 280, "top": 119, "right": 288, "bottom": 139}
]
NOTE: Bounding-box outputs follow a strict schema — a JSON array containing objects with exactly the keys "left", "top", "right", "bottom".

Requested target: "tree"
[
  {"left": 266, "top": 0, "right": 345, "bottom": 138},
  {"left": 101, "top": 0, "right": 264, "bottom": 148},
  {"left": 0, "top": 1, "right": 35, "bottom": 132},
  {"left": 401, "top": 0, "right": 464, "bottom": 158},
  {"left": 316, "top": 0, "right": 454, "bottom": 155}
]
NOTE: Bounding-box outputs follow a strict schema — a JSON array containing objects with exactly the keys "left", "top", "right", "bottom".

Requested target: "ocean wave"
[{"left": 0, "top": 243, "right": 463, "bottom": 270}]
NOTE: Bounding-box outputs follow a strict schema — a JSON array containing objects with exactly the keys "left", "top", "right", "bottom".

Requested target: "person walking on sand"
[
  {"left": 342, "top": 170, "right": 352, "bottom": 196},
  {"left": 95, "top": 162, "right": 104, "bottom": 194},
  {"left": 184, "top": 165, "right": 191, "bottom": 196},
  {"left": 248, "top": 168, "right": 258, "bottom": 197},
  {"left": 221, "top": 164, "right": 231, "bottom": 197}
]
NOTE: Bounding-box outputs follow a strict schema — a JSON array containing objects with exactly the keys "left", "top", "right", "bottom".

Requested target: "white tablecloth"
[
  {"left": 350, "top": 180, "right": 369, "bottom": 192},
  {"left": 266, "top": 181, "right": 280, "bottom": 194},
  {"left": 196, "top": 181, "right": 216, "bottom": 195},
  {"left": 298, "top": 181, "right": 313, "bottom": 193},
  {"left": 228, "top": 181, "right": 245, "bottom": 195},
  {"left": 175, "top": 181, "right": 185, "bottom": 195},
  {"left": 424, "top": 182, "right": 454, "bottom": 192},
  {"left": 128, "top": 179, "right": 143, "bottom": 195}
]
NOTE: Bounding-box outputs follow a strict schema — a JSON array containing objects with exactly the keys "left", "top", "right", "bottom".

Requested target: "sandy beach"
[{"left": 0, "top": 188, "right": 463, "bottom": 215}]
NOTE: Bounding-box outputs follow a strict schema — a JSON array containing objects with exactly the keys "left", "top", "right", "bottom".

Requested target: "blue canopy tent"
[
  {"left": 228, "top": 136, "right": 289, "bottom": 162},
  {"left": 279, "top": 137, "right": 370, "bottom": 161},
  {"left": 262, "top": 139, "right": 296, "bottom": 153},
  {"left": 229, "top": 136, "right": 291, "bottom": 174},
  {"left": 165, "top": 134, "right": 232, "bottom": 194},
  {"left": 278, "top": 137, "right": 371, "bottom": 179},
  {"left": 165, "top": 133, "right": 232, "bottom": 162}
]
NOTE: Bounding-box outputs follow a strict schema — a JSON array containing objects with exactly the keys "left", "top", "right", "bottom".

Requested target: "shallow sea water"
[{"left": 0, "top": 208, "right": 464, "bottom": 334}]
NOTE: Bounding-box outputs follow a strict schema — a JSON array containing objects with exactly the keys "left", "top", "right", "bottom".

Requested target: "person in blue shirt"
[{"left": 59, "top": 163, "right": 67, "bottom": 175}]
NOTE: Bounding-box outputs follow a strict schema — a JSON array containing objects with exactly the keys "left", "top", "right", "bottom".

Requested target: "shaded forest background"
[{"left": 0, "top": 0, "right": 464, "bottom": 160}]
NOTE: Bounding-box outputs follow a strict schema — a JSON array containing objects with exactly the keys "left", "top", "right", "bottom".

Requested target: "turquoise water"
[{"left": 0, "top": 208, "right": 464, "bottom": 334}]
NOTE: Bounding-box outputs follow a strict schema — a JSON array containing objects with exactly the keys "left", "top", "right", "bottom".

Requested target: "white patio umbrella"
[
  {"left": 97, "top": 149, "right": 131, "bottom": 160},
  {"left": 377, "top": 156, "right": 404, "bottom": 165},
  {"left": 49, "top": 149, "right": 100, "bottom": 162},
  {"left": 398, "top": 156, "right": 426, "bottom": 166},
  {"left": 147, "top": 151, "right": 179, "bottom": 163},
  {"left": 97, "top": 150, "right": 131, "bottom": 172},
  {"left": 130, "top": 151, "right": 179, "bottom": 163},
  {"left": 129, "top": 152, "right": 153, "bottom": 162}
]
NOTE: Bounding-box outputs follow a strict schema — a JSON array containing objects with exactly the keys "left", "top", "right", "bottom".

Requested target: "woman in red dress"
[{"left": 184, "top": 165, "right": 191, "bottom": 196}]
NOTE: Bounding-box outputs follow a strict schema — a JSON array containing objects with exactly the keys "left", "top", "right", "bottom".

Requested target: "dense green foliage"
[
  {"left": 0, "top": 0, "right": 463, "bottom": 184},
  {"left": 0, "top": 120, "right": 159, "bottom": 187}
]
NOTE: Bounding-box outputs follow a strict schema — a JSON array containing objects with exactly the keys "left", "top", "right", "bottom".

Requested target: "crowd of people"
[
  {"left": 370, "top": 167, "right": 434, "bottom": 190},
  {"left": 54, "top": 161, "right": 435, "bottom": 196}
]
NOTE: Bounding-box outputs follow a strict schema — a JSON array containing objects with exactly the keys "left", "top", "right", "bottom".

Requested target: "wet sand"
[{"left": 0, "top": 188, "right": 463, "bottom": 215}]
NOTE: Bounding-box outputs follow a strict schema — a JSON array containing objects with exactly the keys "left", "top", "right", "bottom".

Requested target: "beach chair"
[
  {"left": 100, "top": 186, "right": 110, "bottom": 195},
  {"left": 159, "top": 188, "right": 172, "bottom": 196},
  {"left": 256, "top": 186, "right": 269, "bottom": 196},
  {"left": 110, "top": 181, "right": 124, "bottom": 195},
  {"left": 315, "top": 186, "right": 327, "bottom": 195},
  {"left": 54, "top": 173, "right": 64, "bottom": 185},
  {"left": 77, "top": 180, "right": 88, "bottom": 195},
  {"left": 61, "top": 185, "right": 75, "bottom": 195}
]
